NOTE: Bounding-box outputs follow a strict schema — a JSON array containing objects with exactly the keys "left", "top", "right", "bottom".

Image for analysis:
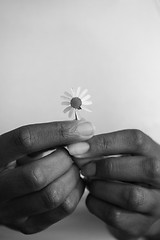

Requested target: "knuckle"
[
  {"left": 22, "top": 165, "right": 46, "bottom": 191},
  {"left": 103, "top": 159, "right": 114, "bottom": 178},
  {"left": 97, "top": 134, "right": 111, "bottom": 152},
  {"left": 31, "top": 165, "right": 47, "bottom": 190},
  {"left": 144, "top": 158, "right": 160, "bottom": 182},
  {"left": 13, "top": 126, "right": 33, "bottom": 152},
  {"left": 41, "top": 185, "right": 63, "bottom": 210},
  {"left": 108, "top": 208, "right": 145, "bottom": 237},
  {"left": 56, "top": 122, "right": 68, "bottom": 140},
  {"left": 62, "top": 196, "right": 76, "bottom": 214},
  {"left": 132, "top": 129, "right": 145, "bottom": 151},
  {"left": 125, "top": 186, "right": 145, "bottom": 210},
  {"left": 108, "top": 208, "right": 122, "bottom": 228}
]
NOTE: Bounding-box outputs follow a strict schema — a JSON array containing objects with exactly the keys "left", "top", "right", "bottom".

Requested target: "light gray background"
[{"left": 1, "top": 0, "right": 160, "bottom": 239}]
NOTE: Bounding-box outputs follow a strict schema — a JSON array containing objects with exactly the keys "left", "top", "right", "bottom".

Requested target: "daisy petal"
[
  {"left": 61, "top": 101, "right": 70, "bottom": 106},
  {"left": 63, "top": 106, "right": 72, "bottom": 113},
  {"left": 68, "top": 108, "right": 74, "bottom": 118},
  {"left": 64, "top": 91, "right": 72, "bottom": 98},
  {"left": 82, "top": 106, "right": 92, "bottom": 112},
  {"left": 71, "top": 88, "right": 75, "bottom": 97},
  {"left": 76, "top": 87, "right": 81, "bottom": 97},
  {"left": 61, "top": 96, "right": 71, "bottom": 100},
  {"left": 82, "top": 94, "right": 91, "bottom": 102},
  {"left": 82, "top": 100, "right": 92, "bottom": 105},
  {"left": 79, "top": 89, "right": 88, "bottom": 98}
]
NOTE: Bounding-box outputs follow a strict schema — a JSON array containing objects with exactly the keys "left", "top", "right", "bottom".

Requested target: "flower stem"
[{"left": 75, "top": 111, "right": 78, "bottom": 120}]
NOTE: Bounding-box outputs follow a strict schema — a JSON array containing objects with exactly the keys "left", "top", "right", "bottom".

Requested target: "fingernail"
[
  {"left": 76, "top": 121, "right": 95, "bottom": 138},
  {"left": 81, "top": 163, "right": 96, "bottom": 177},
  {"left": 68, "top": 142, "right": 90, "bottom": 156}
]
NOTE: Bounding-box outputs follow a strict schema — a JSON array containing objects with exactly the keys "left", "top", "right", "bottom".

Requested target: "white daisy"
[{"left": 61, "top": 87, "right": 92, "bottom": 120}]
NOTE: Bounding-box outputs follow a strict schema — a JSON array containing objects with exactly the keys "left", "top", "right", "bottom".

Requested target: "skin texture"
[
  {"left": 68, "top": 129, "right": 160, "bottom": 239},
  {"left": 0, "top": 120, "right": 94, "bottom": 234}
]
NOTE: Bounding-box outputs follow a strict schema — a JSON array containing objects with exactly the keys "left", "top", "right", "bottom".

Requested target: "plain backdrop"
[{"left": 1, "top": 0, "right": 160, "bottom": 239}]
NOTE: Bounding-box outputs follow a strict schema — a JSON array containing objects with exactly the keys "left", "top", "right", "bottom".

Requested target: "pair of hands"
[{"left": 1, "top": 120, "right": 160, "bottom": 239}]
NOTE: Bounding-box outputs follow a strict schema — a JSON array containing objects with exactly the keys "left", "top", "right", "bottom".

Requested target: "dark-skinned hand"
[
  {"left": 68, "top": 129, "right": 160, "bottom": 240},
  {"left": 0, "top": 120, "right": 94, "bottom": 234}
]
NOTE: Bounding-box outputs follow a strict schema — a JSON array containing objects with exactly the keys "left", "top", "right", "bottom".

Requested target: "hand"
[
  {"left": 68, "top": 129, "right": 160, "bottom": 239},
  {"left": 0, "top": 120, "right": 94, "bottom": 234}
]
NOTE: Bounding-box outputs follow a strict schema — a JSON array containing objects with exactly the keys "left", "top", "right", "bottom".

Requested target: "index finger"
[
  {"left": 0, "top": 120, "right": 94, "bottom": 167},
  {"left": 68, "top": 129, "right": 160, "bottom": 161}
]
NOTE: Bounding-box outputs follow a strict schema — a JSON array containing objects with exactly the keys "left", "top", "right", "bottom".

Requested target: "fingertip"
[
  {"left": 81, "top": 163, "right": 96, "bottom": 177},
  {"left": 68, "top": 142, "right": 90, "bottom": 156},
  {"left": 75, "top": 121, "right": 95, "bottom": 139}
]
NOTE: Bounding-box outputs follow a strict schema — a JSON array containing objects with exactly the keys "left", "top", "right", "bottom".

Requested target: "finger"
[
  {"left": 88, "top": 181, "right": 160, "bottom": 215},
  {"left": 19, "top": 180, "right": 85, "bottom": 234},
  {"left": 16, "top": 151, "right": 50, "bottom": 166},
  {"left": 0, "top": 165, "right": 80, "bottom": 219},
  {"left": 86, "top": 194, "right": 155, "bottom": 238},
  {"left": 81, "top": 156, "right": 160, "bottom": 187},
  {"left": 0, "top": 119, "right": 94, "bottom": 167},
  {"left": 68, "top": 129, "right": 160, "bottom": 160},
  {"left": 0, "top": 148, "right": 73, "bottom": 202}
]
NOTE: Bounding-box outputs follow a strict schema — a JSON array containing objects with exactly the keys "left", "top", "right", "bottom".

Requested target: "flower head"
[{"left": 61, "top": 87, "right": 92, "bottom": 120}]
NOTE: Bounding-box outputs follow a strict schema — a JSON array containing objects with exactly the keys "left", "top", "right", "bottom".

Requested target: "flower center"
[{"left": 70, "top": 97, "right": 82, "bottom": 110}]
